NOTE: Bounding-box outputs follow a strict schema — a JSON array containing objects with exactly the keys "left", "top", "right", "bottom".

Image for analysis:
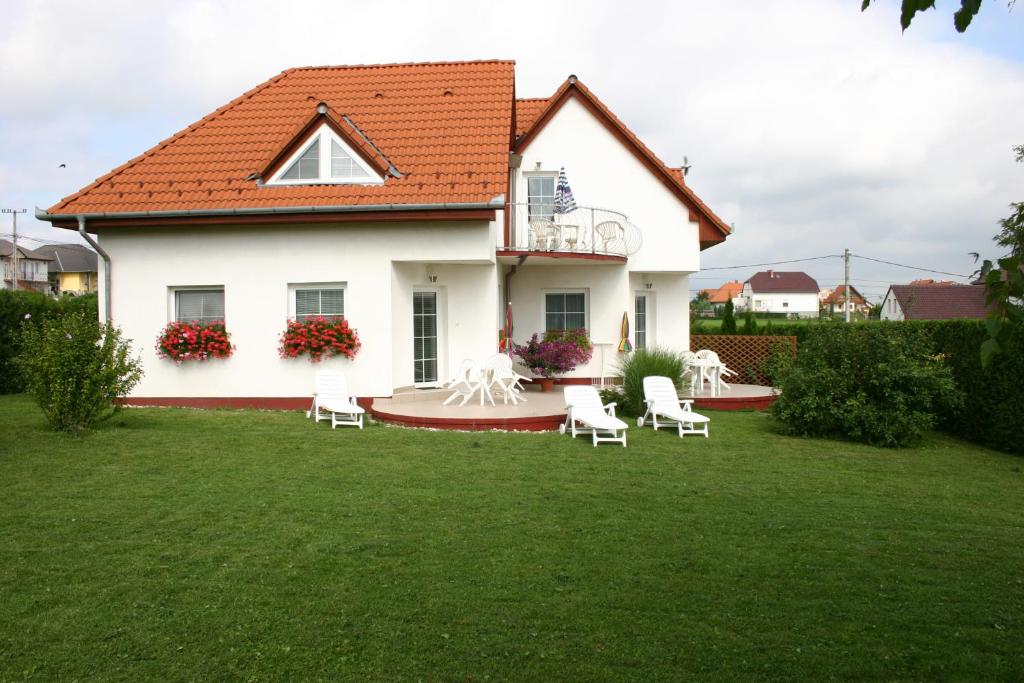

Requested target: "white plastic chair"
[
  {"left": 443, "top": 360, "right": 495, "bottom": 407},
  {"left": 595, "top": 221, "right": 624, "bottom": 253},
  {"left": 307, "top": 369, "right": 365, "bottom": 429},
  {"left": 702, "top": 350, "right": 737, "bottom": 391},
  {"left": 638, "top": 376, "right": 710, "bottom": 438},
  {"left": 559, "top": 385, "right": 628, "bottom": 447},
  {"left": 681, "top": 351, "right": 701, "bottom": 394},
  {"left": 483, "top": 354, "right": 529, "bottom": 404},
  {"left": 529, "top": 219, "right": 559, "bottom": 251}
]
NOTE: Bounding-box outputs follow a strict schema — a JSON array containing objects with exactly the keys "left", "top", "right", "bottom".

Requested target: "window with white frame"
[
  {"left": 545, "top": 292, "right": 586, "bottom": 331},
  {"left": 292, "top": 284, "right": 345, "bottom": 322},
  {"left": 268, "top": 123, "right": 382, "bottom": 186},
  {"left": 175, "top": 288, "right": 225, "bottom": 324},
  {"left": 527, "top": 174, "right": 557, "bottom": 221}
]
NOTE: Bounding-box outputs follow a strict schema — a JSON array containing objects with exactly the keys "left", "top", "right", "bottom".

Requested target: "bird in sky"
[{"left": 58, "top": 163, "right": 66, "bottom": 168}]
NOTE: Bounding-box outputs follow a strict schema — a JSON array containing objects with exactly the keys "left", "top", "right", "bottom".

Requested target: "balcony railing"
[{"left": 508, "top": 204, "right": 642, "bottom": 257}]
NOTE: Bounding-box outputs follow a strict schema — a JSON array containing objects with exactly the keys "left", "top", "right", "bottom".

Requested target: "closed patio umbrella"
[
  {"left": 618, "top": 311, "right": 632, "bottom": 352},
  {"left": 553, "top": 167, "right": 577, "bottom": 215},
  {"left": 504, "top": 301, "right": 514, "bottom": 354}
]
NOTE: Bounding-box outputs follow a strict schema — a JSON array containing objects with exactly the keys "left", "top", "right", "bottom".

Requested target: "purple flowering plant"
[{"left": 513, "top": 328, "right": 593, "bottom": 379}]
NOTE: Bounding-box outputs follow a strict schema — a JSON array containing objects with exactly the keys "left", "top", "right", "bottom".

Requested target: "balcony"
[{"left": 500, "top": 204, "right": 641, "bottom": 264}]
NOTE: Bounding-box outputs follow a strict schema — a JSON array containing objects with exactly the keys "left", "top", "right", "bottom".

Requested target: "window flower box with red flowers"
[
  {"left": 156, "top": 320, "right": 234, "bottom": 363},
  {"left": 279, "top": 316, "right": 361, "bottom": 362}
]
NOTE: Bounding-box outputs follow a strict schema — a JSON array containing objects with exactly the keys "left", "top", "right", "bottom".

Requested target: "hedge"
[
  {"left": 776, "top": 320, "right": 1023, "bottom": 455},
  {"left": 0, "top": 290, "right": 99, "bottom": 394}
]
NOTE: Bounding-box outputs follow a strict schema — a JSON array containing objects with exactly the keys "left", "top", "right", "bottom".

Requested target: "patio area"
[{"left": 371, "top": 382, "right": 777, "bottom": 431}]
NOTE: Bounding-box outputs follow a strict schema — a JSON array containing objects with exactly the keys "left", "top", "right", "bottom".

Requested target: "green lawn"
[{"left": 1, "top": 395, "right": 1022, "bottom": 681}]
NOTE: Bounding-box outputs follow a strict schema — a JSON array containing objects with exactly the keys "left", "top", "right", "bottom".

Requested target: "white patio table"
[{"left": 688, "top": 357, "right": 724, "bottom": 397}]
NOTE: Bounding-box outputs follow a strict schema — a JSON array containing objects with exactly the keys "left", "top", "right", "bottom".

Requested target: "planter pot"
[{"left": 538, "top": 378, "right": 555, "bottom": 393}]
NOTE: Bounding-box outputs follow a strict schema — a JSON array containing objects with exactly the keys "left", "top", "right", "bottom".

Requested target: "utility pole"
[
  {"left": 2, "top": 209, "right": 27, "bottom": 290},
  {"left": 844, "top": 248, "right": 851, "bottom": 323}
]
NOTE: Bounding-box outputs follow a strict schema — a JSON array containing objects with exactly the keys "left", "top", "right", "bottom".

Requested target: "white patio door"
[
  {"left": 413, "top": 290, "right": 439, "bottom": 385},
  {"left": 634, "top": 292, "right": 652, "bottom": 350}
]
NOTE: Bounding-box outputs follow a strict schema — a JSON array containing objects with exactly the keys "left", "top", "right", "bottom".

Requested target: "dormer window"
[{"left": 267, "top": 123, "right": 383, "bottom": 186}]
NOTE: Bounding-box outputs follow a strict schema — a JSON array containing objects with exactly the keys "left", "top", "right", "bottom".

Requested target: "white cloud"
[{"left": 1, "top": 0, "right": 1021, "bottom": 295}]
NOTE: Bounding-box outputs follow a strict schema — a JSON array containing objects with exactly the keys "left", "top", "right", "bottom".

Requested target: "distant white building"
[
  {"left": 0, "top": 239, "right": 51, "bottom": 294},
  {"left": 740, "top": 270, "right": 820, "bottom": 318}
]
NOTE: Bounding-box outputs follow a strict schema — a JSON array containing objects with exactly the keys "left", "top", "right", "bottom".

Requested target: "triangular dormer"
[
  {"left": 266, "top": 122, "right": 384, "bottom": 185},
  {"left": 262, "top": 103, "right": 394, "bottom": 186}
]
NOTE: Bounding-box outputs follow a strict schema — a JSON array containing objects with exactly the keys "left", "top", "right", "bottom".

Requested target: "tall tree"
[{"left": 861, "top": 0, "right": 1015, "bottom": 33}]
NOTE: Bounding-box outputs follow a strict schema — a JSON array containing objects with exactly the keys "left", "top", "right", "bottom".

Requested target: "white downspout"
[{"left": 77, "top": 216, "right": 111, "bottom": 322}]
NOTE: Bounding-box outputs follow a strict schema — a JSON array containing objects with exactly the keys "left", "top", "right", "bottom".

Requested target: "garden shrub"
[
  {"left": 721, "top": 300, "right": 737, "bottom": 334},
  {"left": 616, "top": 348, "right": 686, "bottom": 417},
  {"left": 16, "top": 311, "right": 143, "bottom": 433},
  {"left": 771, "top": 324, "right": 959, "bottom": 447},
  {"left": 0, "top": 290, "right": 99, "bottom": 393}
]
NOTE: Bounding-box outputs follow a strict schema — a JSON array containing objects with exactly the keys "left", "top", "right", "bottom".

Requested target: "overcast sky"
[{"left": 1, "top": 0, "right": 1021, "bottom": 299}]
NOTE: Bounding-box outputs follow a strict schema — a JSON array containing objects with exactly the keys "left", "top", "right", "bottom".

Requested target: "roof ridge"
[
  {"left": 51, "top": 69, "right": 294, "bottom": 212},
  {"left": 290, "top": 59, "right": 516, "bottom": 72}
]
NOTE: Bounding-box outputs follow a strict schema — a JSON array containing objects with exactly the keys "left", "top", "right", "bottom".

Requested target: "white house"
[
  {"left": 38, "top": 60, "right": 731, "bottom": 407},
  {"left": 1, "top": 239, "right": 51, "bottom": 293},
  {"left": 740, "top": 270, "right": 820, "bottom": 319}
]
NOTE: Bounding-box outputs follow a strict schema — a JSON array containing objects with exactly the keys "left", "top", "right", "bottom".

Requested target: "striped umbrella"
[
  {"left": 553, "top": 167, "right": 577, "bottom": 215},
  {"left": 618, "top": 311, "right": 633, "bottom": 352}
]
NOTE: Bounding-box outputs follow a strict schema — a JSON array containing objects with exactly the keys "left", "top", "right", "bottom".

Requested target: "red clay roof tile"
[
  {"left": 746, "top": 271, "right": 819, "bottom": 294},
  {"left": 889, "top": 284, "right": 990, "bottom": 320}
]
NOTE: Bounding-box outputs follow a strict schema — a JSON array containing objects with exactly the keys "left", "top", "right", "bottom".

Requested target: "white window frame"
[
  {"left": 525, "top": 172, "right": 558, "bottom": 221},
  {"left": 288, "top": 282, "right": 347, "bottom": 322},
  {"left": 169, "top": 286, "right": 226, "bottom": 324},
  {"left": 413, "top": 286, "right": 446, "bottom": 388},
  {"left": 634, "top": 291, "right": 655, "bottom": 350},
  {"left": 543, "top": 289, "right": 589, "bottom": 332},
  {"left": 266, "top": 123, "right": 384, "bottom": 186}
]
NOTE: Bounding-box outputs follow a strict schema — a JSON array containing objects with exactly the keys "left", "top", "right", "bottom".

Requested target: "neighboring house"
[
  {"left": 37, "top": 60, "right": 731, "bottom": 405},
  {"left": 880, "top": 284, "right": 989, "bottom": 321},
  {"left": 708, "top": 280, "right": 744, "bottom": 312},
  {"left": 33, "top": 244, "right": 99, "bottom": 295},
  {"left": 0, "top": 239, "right": 52, "bottom": 293},
  {"left": 822, "top": 284, "right": 870, "bottom": 315},
  {"left": 740, "top": 270, "right": 819, "bottom": 318}
]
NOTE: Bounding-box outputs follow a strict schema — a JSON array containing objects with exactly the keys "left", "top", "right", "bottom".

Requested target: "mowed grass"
[{"left": 1, "top": 395, "right": 1023, "bottom": 681}]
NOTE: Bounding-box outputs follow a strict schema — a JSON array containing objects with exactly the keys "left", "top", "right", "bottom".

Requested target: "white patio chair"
[
  {"left": 680, "top": 351, "right": 701, "bottom": 394},
  {"left": 702, "top": 350, "right": 737, "bottom": 391},
  {"left": 692, "top": 349, "right": 719, "bottom": 392},
  {"left": 443, "top": 359, "right": 495, "bottom": 407},
  {"left": 483, "top": 354, "right": 529, "bottom": 404},
  {"left": 307, "top": 369, "right": 364, "bottom": 429},
  {"left": 528, "top": 219, "right": 559, "bottom": 251},
  {"left": 637, "top": 376, "right": 710, "bottom": 438},
  {"left": 559, "top": 385, "right": 628, "bottom": 447},
  {"left": 595, "top": 221, "right": 624, "bottom": 253}
]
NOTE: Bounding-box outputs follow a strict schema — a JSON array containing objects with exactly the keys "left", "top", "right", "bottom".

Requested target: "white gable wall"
[
  {"left": 880, "top": 289, "right": 904, "bottom": 321},
  {"left": 513, "top": 96, "right": 700, "bottom": 273}
]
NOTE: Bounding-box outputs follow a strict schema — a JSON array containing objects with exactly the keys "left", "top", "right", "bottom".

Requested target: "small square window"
[
  {"left": 175, "top": 289, "right": 225, "bottom": 324},
  {"left": 545, "top": 292, "right": 586, "bottom": 331},
  {"left": 294, "top": 287, "right": 345, "bottom": 322}
]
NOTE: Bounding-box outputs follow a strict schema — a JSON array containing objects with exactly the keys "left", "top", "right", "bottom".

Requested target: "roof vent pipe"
[{"left": 77, "top": 216, "right": 111, "bottom": 322}]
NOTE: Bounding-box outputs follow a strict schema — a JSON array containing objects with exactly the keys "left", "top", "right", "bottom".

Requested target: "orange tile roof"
[
  {"left": 708, "top": 280, "right": 742, "bottom": 304},
  {"left": 48, "top": 60, "right": 515, "bottom": 215},
  {"left": 514, "top": 98, "right": 548, "bottom": 138}
]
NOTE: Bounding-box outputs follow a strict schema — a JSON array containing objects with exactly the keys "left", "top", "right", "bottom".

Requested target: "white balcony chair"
[
  {"left": 528, "top": 219, "right": 559, "bottom": 251},
  {"left": 443, "top": 359, "right": 495, "bottom": 407},
  {"left": 637, "top": 375, "right": 710, "bottom": 438},
  {"left": 559, "top": 385, "right": 628, "bottom": 447},
  {"left": 307, "top": 369, "right": 365, "bottom": 429},
  {"left": 483, "top": 354, "right": 529, "bottom": 404},
  {"left": 595, "top": 221, "right": 625, "bottom": 254}
]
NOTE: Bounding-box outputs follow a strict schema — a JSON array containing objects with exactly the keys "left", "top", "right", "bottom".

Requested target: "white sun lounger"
[
  {"left": 559, "top": 385, "right": 628, "bottom": 447},
  {"left": 307, "top": 369, "right": 365, "bottom": 429},
  {"left": 638, "top": 375, "right": 709, "bottom": 438}
]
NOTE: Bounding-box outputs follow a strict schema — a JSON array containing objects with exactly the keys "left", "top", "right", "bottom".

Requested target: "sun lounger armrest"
[{"left": 603, "top": 402, "right": 617, "bottom": 417}]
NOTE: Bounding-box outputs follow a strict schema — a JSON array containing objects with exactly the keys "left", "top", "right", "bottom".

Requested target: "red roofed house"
[
  {"left": 37, "top": 60, "right": 731, "bottom": 406},
  {"left": 880, "top": 284, "right": 989, "bottom": 321},
  {"left": 740, "top": 270, "right": 820, "bottom": 318},
  {"left": 822, "top": 284, "right": 870, "bottom": 316},
  {"left": 708, "top": 280, "right": 744, "bottom": 312}
]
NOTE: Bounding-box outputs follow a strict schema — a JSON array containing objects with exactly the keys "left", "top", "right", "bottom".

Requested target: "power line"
[
  {"left": 699, "top": 255, "right": 841, "bottom": 271},
  {"left": 850, "top": 254, "right": 972, "bottom": 279}
]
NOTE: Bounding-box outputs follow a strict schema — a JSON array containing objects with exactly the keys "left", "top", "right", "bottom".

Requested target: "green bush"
[
  {"left": 771, "top": 324, "right": 960, "bottom": 447},
  {"left": 616, "top": 348, "right": 686, "bottom": 417},
  {"left": 0, "top": 290, "right": 99, "bottom": 393},
  {"left": 16, "top": 311, "right": 143, "bottom": 433},
  {"left": 721, "top": 300, "right": 737, "bottom": 334},
  {"left": 741, "top": 311, "right": 759, "bottom": 335}
]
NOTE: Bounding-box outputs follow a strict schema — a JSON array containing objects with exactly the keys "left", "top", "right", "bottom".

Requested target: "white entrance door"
[
  {"left": 634, "top": 292, "right": 651, "bottom": 350},
  {"left": 413, "top": 290, "right": 439, "bottom": 385}
]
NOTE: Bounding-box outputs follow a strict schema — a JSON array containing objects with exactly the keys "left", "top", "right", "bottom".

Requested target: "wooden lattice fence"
[{"left": 690, "top": 335, "right": 797, "bottom": 386}]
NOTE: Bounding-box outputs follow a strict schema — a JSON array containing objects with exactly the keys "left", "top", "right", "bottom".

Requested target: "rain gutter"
[{"left": 76, "top": 216, "right": 111, "bottom": 322}]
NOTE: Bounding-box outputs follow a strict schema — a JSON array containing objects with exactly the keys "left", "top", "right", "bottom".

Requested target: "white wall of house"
[
  {"left": 99, "top": 220, "right": 496, "bottom": 399},
  {"left": 880, "top": 290, "right": 904, "bottom": 321},
  {"left": 740, "top": 283, "right": 819, "bottom": 317},
  {"left": 511, "top": 96, "right": 700, "bottom": 274}
]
